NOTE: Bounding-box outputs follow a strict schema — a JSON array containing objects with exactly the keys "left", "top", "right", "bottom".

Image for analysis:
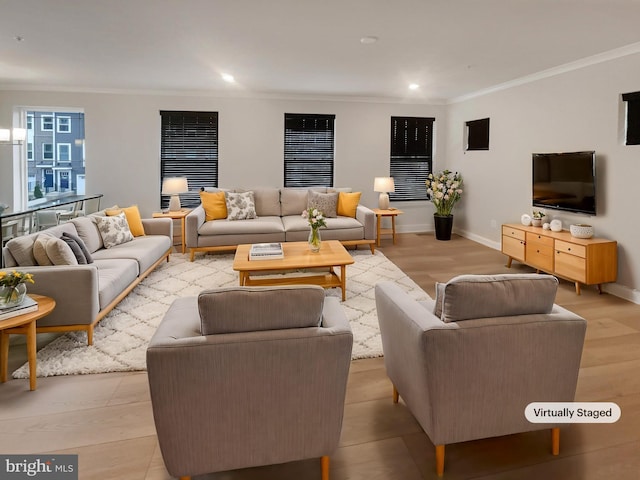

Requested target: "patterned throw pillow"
[
  {"left": 94, "top": 213, "right": 134, "bottom": 248},
  {"left": 308, "top": 191, "right": 338, "bottom": 218},
  {"left": 225, "top": 191, "right": 257, "bottom": 221}
]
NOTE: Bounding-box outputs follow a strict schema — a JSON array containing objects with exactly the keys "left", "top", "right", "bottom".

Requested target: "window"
[
  {"left": 284, "top": 113, "right": 335, "bottom": 187},
  {"left": 27, "top": 142, "right": 33, "bottom": 161},
  {"left": 622, "top": 91, "right": 640, "bottom": 145},
  {"left": 41, "top": 115, "right": 54, "bottom": 131},
  {"left": 57, "top": 143, "right": 71, "bottom": 162},
  {"left": 43, "top": 143, "right": 53, "bottom": 160},
  {"left": 466, "top": 118, "right": 490, "bottom": 151},
  {"left": 160, "top": 110, "right": 218, "bottom": 209},
  {"left": 57, "top": 116, "right": 71, "bottom": 133},
  {"left": 26, "top": 114, "right": 33, "bottom": 130},
  {"left": 389, "top": 116, "right": 435, "bottom": 201}
]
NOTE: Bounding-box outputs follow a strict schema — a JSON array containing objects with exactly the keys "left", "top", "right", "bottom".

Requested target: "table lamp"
[
  {"left": 162, "top": 177, "right": 189, "bottom": 211},
  {"left": 374, "top": 177, "right": 395, "bottom": 210}
]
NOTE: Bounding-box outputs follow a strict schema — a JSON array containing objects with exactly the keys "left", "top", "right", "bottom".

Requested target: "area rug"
[{"left": 13, "top": 250, "right": 429, "bottom": 378}]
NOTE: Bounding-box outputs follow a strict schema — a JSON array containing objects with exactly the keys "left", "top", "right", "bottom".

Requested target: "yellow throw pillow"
[
  {"left": 106, "top": 205, "right": 145, "bottom": 237},
  {"left": 337, "top": 192, "right": 361, "bottom": 218},
  {"left": 200, "top": 191, "right": 227, "bottom": 221}
]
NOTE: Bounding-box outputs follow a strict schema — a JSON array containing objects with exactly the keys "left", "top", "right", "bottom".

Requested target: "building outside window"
[
  {"left": 41, "top": 115, "right": 54, "bottom": 131},
  {"left": 57, "top": 143, "right": 71, "bottom": 162},
  {"left": 57, "top": 116, "right": 71, "bottom": 133},
  {"left": 27, "top": 142, "right": 33, "bottom": 161},
  {"left": 43, "top": 143, "right": 54, "bottom": 160}
]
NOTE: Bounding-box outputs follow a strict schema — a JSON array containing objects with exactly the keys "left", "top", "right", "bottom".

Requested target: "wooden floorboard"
[{"left": 1, "top": 233, "right": 639, "bottom": 479}]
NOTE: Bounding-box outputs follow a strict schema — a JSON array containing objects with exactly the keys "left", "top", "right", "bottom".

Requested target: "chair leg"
[
  {"left": 392, "top": 385, "right": 399, "bottom": 404},
  {"left": 551, "top": 427, "right": 560, "bottom": 455},
  {"left": 179, "top": 477, "right": 191, "bottom": 480},
  {"left": 321, "top": 455, "right": 329, "bottom": 480},
  {"left": 435, "top": 444, "right": 445, "bottom": 476}
]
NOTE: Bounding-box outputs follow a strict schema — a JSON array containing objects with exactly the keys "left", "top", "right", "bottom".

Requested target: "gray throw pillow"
[
  {"left": 94, "top": 213, "right": 134, "bottom": 248},
  {"left": 62, "top": 232, "right": 93, "bottom": 263},
  {"left": 308, "top": 191, "right": 338, "bottom": 218},
  {"left": 225, "top": 191, "right": 257, "bottom": 220}
]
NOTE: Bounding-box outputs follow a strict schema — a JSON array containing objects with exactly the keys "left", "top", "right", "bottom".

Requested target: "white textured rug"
[{"left": 13, "top": 250, "right": 428, "bottom": 378}]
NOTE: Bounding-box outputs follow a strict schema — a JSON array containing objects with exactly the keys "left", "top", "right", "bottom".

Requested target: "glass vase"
[
  {"left": 0, "top": 283, "right": 28, "bottom": 308},
  {"left": 308, "top": 227, "right": 322, "bottom": 252}
]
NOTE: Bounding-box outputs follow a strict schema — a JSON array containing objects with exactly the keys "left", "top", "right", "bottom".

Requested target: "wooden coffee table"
[
  {"left": 233, "top": 241, "right": 355, "bottom": 301},
  {"left": 0, "top": 294, "right": 56, "bottom": 391}
]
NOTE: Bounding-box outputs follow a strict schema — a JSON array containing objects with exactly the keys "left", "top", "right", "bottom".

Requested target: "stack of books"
[
  {"left": 0, "top": 295, "right": 39, "bottom": 321},
  {"left": 249, "top": 243, "right": 284, "bottom": 261}
]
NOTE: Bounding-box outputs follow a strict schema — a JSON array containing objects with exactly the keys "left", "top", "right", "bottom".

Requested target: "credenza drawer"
[
  {"left": 502, "top": 226, "right": 525, "bottom": 241},
  {"left": 555, "top": 250, "right": 587, "bottom": 283},
  {"left": 526, "top": 232, "right": 554, "bottom": 247},
  {"left": 526, "top": 243, "right": 554, "bottom": 272},
  {"left": 502, "top": 235, "right": 525, "bottom": 261},
  {"left": 555, "top": 240, "right": 586, "bottom": 258}
]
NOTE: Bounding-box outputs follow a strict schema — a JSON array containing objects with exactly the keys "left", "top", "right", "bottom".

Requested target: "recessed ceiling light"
[
  {"left": 360, "top": 36, "right": 379, "bottom": 44},
  {"left": 409, "top": 83, "right": 420, "bottom": 90},
  {"left": 221, "top": 73, "right": 235, "bottom": 83}
]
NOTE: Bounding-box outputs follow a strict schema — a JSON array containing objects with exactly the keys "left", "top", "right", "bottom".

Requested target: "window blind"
[
  {"left": 160, "top": 111, "right": 218, "bottom": 208},
  {"left": 284, "top": 113, "right": 335, "bottom": 187},
  {"left": 622, "top": 92, "right": 640, "bottom": 146},
  {"left": 390, "top": 116, "right": 435, "bottom": 201}
]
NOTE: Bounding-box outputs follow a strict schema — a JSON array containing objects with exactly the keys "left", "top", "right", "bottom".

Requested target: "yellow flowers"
[{"left": 0, "top": 270, "right": 35, "bottom": 288}]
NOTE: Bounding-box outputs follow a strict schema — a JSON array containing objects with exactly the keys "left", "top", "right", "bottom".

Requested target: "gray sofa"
[
  {"left": 186, "top": 187, "right": 376, "bottom": 261},
  {"left": 147, "top": 285, "right": 353, "bottom": 479},
  {"left": 2, "top": 213, "right": 173, "bottom": 344},
  {"left": 375, "top": 274, "right": 587, "bottom": 476}
]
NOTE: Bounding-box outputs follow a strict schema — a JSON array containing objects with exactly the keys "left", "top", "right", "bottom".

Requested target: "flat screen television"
[{"left": 532, "top": 151, "right": 596, "bottom": 215}]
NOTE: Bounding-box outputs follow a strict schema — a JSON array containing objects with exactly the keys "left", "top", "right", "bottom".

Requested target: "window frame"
[
  {"left": 42, "top": 143, "right": 54, "bottom": 161},
  {"left": 41, "top": 115, "right": 54, "bottom": 131},
  {"left": 57, "top": 143, "right": 71, "bottom": 162},
  {"left": 57, "top": 116, "right": 71, "bottom": 133}
]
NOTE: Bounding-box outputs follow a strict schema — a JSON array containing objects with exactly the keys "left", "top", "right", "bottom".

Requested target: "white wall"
[
  {"left": 0, "top": 91, "right": 446, "bottom": 231},
  {"left": 446, "top": 52, "right": 640, "bottom": 299}
]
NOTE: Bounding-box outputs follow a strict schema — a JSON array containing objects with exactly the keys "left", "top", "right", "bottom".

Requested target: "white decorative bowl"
[
  {"left": 550, "top": 219, "right": 563, "bottom": 232},
  {"left": 570, "top": 224, "right": 594, "bottom": 239},
  {"left": 521, "top": 214, "right": 532, "bottom": 226}
]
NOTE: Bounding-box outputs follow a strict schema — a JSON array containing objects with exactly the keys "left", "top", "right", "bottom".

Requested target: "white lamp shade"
[
  {"left": 162, "top": 177, "right": 189, "bottom": 195},
  {"left": 374, "top": 177, "right": 395, "bottom": 193},
  {"left": 12, "top": 128, "right": 26, "bottom": 142}
]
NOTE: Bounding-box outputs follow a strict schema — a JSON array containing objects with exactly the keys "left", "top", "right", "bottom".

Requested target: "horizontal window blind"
[
  {"left": 160, "top": 111, "right": 218, "bottom": 208},
  {"left": 622, "top": 92, "right": 640, "bottom": 146},
  {"left": 390, "top": 116, "right": 435, "bottom": 201},
  {"left": 284, "top": 113, "right": 335, "bottom": 187}
]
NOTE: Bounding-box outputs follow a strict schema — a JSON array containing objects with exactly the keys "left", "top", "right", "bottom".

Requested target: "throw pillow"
[
  {"left": 94, "top": 213, "right": 134, "bottom": 248},
  {"left": 225, "top": 191, "right": 257, "bottom": 221},
  {"left": 106, "top": 205, "right": 145, "bottom": 237},
  {"left": 33, "top": 234, "right": 54, "bottom": 266},
  {"left": 337, "top": 191, "right": 361, "bottom": 218},
  {"left": 61, "top": 235, "right": 88, "bottom": 264},
  {"left": 308, "top": 191, "right": 338, "bottom": 218},
  {"left": 62, "top": 232, "right": 93, "bottom": 263},
  {"left": 45, "top": 237, "right": 79, "bottom": 266},
  {"left": 200, "top": 191, "right": 227, "bottom": 221}
]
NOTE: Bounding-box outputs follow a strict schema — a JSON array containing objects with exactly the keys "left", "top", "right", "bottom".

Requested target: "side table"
[
  {"left": 153, "top": 209, "right": 191, "bottom": 254},
  {"left": 372, "top": 208, "right": 404, "bottom": 247},
  {"left": 0, "top": 294, "right": 56, "bottom": 391}
]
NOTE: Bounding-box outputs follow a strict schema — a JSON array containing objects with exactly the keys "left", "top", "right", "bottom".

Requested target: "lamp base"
[
  {"left": 168, "top": 195, "right": 182, "bottom": 212},
  {"left": 378, "top": 193, "right": 390, "bottom": 210}
]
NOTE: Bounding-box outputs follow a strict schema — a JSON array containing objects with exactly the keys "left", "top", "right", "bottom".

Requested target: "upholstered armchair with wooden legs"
[
  {"left": 147, "top": 285, "right": 353, "bottom": 480},
  {"left": 375, "top": 274, "right": 586, "bottom": 476}
]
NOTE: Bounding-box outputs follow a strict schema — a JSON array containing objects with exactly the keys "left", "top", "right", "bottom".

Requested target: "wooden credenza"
[{"left": 501, "top": 223, "right": 617, "bottom": 295}]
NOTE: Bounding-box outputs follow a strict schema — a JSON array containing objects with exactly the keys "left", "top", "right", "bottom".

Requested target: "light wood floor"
[{"left": 2, "top": 233, "right": 640, "bottom": 479}]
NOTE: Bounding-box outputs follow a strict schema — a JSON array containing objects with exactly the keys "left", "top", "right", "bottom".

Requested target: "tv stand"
[{"left": 501, "top": 223, "right": 617, "bottom": 295}]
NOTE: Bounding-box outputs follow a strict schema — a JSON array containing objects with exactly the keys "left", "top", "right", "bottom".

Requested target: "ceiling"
[{"left": 1, "top": 0, "right": 640, "bottom": 103}]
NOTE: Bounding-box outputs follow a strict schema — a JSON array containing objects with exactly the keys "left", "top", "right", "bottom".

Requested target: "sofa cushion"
[
  {"left": 106, "top": 205, "right": 145, "bottom": 237},
  {"left": 225, "top": 191, "right": 257, "bottom": 220},
  {"left": 62, "top": 232, "right": 93, "bottom": 264},
  {"left": 251, "top": 187, "right": 281, "bottom": 217},
  {"left": 92, "top": 235, "right": 171, "bottom": 274},
  {"left": 198, "top": 285, "right": 325, "bottom": 335},
  {"left": 280, "top": 188, "right": 309, "bottom": 216},
  {"left": 71, "top": 216, "right": 104, "bottom": 253},
  {"left": 308, "top": 191, "right": 338, "bottom": 218},
  {"left": 33, "top": 234, "right": 54, "bottom": 266},
  {"left": 45, "top": 237, "right": 79, "bottom": 266},
  {"left": 200, "top": 191, "right": 228, "bottom": 221},
  {"left": 95, "top": 213, "right": 134, "bottom": 248},
  {"left": 440, "top": 274, "right": 558, "bottom": 323},
  {"left": 5, "top": 222, "right": 77, "bottom": 266},
  {"left": 337, "top": 191, "right": 361, "bottom": 218},
  {"left": 93, "top": 258, "right": 139, "bottom": 309}
]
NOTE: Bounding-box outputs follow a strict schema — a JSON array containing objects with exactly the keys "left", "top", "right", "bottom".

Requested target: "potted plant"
[
  {"left": 425, "top": 170, "right": 463, "bottom": 240},
  {"left": 0, "top": 270, "right": 35, "bottom": 307},
  {"left": 531, "top": 210, "right": 546, "bottom": 227}
]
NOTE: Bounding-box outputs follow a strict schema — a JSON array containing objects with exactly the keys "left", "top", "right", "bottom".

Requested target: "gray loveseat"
[
  {"left": 2, "top": 213, "right": 173, "bottom": 344},
  {"left": 185, "top": 187, "right": 376, "bottom": 261}
]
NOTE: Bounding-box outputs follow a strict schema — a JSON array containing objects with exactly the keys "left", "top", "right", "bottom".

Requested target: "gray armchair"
[
  {"left": 147, "top": 285, "right": 353, "bottom": 480},
  {"left": 375, "top": 274, "right": 586, "bottom": 476}
]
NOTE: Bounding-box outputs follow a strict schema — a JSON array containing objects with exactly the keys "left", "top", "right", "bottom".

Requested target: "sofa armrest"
[
  {"left": 17, "top": 265, "right": 100, "bottom": 327},
  {"left": 142, "top": 217, "right": 173, "bottom": 237},
  {"left": 356, "top": 204, "right": 376, "bottom": 240},
  {"left": 185, "top": 206, "right": 206, "bottom": 248}
]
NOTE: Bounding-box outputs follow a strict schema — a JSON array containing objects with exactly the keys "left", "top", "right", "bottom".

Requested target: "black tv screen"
[{"left": 532, "top": 151, "right": 596, "bottom": 215}]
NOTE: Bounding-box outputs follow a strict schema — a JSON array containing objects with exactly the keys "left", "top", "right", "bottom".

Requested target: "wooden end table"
[
  {"left": 1, "top": 294, "right": 56, "bottom": 391},
  {"left": 372, "top": 208, "right": 403, "bottom": 247},
  {"left": 153, "top": 209, "right": 191, "bottom": 254}
]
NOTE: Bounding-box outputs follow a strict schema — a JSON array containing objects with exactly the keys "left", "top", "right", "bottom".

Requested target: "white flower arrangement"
[
  {"left": 425, "top": 170, "right": 464, "bottom": 216},
  {"left": 301, "top": 208, "right": 327, "bottom": 230}
]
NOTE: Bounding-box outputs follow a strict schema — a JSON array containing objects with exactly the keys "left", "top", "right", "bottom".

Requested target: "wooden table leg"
[
  {"left": 27, "top": 320, "right": 37, "bottom": 390},
  {"left": 376, "top": 214, "right": 382, "bottom": 247},
  {"left": 180, "top": 217, "right": 186, "bottom": 254},
  {"left": 391, "top": 215, "right": 397, "bottom": 244},
  {"left": 0, "top": 331, "right": 8, "bottom": 383},
  {"left": 340, "top": 265, "right": 347, "bottom": 301}
]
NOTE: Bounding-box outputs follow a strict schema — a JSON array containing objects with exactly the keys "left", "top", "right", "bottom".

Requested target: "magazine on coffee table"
[
  {"left": 0, "top": 295, "right": 39, "bottom": 321},
  {"left": 249, "top": 242, "right": 284, "bottom": 260}
]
